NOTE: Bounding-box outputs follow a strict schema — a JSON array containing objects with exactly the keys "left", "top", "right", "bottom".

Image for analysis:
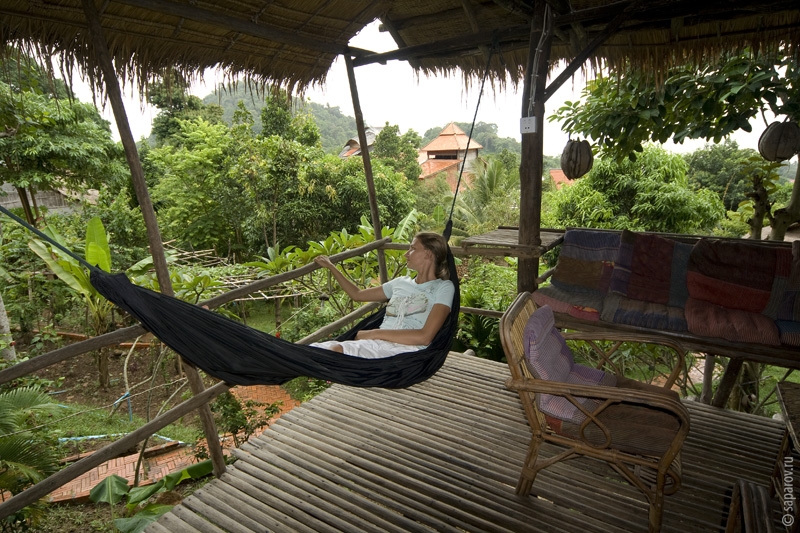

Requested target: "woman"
[{"left": 311, "top": 232, "right": 455, "bottom": 358}]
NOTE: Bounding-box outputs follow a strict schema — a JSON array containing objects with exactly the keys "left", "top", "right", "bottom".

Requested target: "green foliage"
[
  {"left": 148, "top": 71, "right": 224, "bottom": 146},
  {"left": 373, "top": 123, "right": 422, "bottom": 180},
  {"left": 209, "top": 392, "right": 281, "bottom": 448},
  {"left": 28, "top": 218, "right": 113, "bottom": 336},
  {"left": 89, "top": 460, "right": 213, "bottom": 533},
  {"left": 684, "top": 140, "right": 760, "bottom": 211},
  {"left": 542, "top": 145, "right": 725, "bottom": 234},
  {"left": 0, "top": 386, "right": 61, "bottom": 530},
  {"left": 453, "top": 258, "right": 517, "bottom": 361},
  {"left": 451, "top": 155, "right": 520, "bottom": 239},
  {"left": 0, "top": 81, "right": 123, "bottom": 205},
  {"left": 552, "top": 51, "right": 800, "bottom": 162},
  {"left": 282, "top": 376, "right": 332, "bottom": 402}
]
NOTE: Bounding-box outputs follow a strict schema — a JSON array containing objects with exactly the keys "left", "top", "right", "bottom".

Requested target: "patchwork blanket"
[
  {"left": 686, "top": 239, "right": 791, "bottom": 344},
  {"left": 534, "top": 229, "right": 620, "bottom": 320},
  {"left": 602, "top": 230, "right": 690, "bottom": 331}
]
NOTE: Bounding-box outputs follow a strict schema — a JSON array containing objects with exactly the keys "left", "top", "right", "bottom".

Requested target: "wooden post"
[
  {"left": 712, "top": 357, "right": 743, "bottom": 408},
  {"left": 700, "top": 354, "right": 716, "bottom": 404},
  {"left": 344, "top": 52, "right": 388, "bottom": 284},
  {"left": 80, "top": 0, "right": 226, "bottom": 478},
  {"left": 517, "top": 3, "right": 551, "bottom": 293}
]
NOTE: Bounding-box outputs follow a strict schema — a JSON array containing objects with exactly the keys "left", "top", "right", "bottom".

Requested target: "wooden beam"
[
  {"left": 517, "top": 3, "right": 552, "bottom": 293},
  {"left": 544, "top": 1, "right": 636, "bottom": 102},
  {"left": 344, "top": 52, "right": 388, "bottom": 284},
  {"left": 352, "top": 24, "right": 530, "bottom": 67},
  {"left": 712, "top": 358, "right": 743, "bottom": 408},
  {"left": 378, "top": 16, "right": 421, "bottom": 69}
]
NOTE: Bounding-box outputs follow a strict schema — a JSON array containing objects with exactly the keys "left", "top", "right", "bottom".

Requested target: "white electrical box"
[{"left": 520, "top": 116, "right": 537, "bottom": 134}]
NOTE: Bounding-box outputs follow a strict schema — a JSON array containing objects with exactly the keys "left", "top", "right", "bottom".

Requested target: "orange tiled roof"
[
  {"left": 421, "top": 123, "right": 483, "bottom": 152},
  {"left": 420, "top": 159, "right": 460, "bottom": 179},
  {"left": 550, "top": 169, "right": 574, "bottom": 190}
]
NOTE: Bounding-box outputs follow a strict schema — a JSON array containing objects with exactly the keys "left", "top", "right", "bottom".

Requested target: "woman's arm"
[
  {"left": 355, "top": 303, "right": 450, "bottom": 346},
  {"left": 314, "top": 255, "right": 388, "bottom": 302}
]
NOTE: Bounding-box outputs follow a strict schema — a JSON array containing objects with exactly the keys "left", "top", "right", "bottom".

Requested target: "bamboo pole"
[
  {"left": 344, "top": 51, "right": 388, "bottom": 284},
  {"left": 80, "top": 0, "right": 225, "bottom": 478}
]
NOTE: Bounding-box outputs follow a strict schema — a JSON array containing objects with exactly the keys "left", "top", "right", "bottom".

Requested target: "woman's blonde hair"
[{"left": 413, "top": 232, "right": 450, "bottom": 280}]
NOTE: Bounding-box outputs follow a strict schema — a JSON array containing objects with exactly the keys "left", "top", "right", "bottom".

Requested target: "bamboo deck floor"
[{"left": 146, "top": 353, "right": 786, "bottom": 533}]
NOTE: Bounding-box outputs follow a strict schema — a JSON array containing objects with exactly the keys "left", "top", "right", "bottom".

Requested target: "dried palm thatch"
[{"left": 1, "top": 1, "right": 799, "bottom": 96}]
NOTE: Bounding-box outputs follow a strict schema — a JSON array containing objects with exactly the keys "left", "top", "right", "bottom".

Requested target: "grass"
[{"left": 49, "top": 401, "right": 201, "bottom": 453}]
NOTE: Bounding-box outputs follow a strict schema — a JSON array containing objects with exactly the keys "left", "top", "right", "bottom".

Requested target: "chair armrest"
[
  {"left": 560, "top": 331, "right": 687, "bottom": 389},
  {"left": 506, "top": 377, "right": 690, "bottom": 421},
  {"left": 505, "top": 376, "right": 690, "bottom": 460}
]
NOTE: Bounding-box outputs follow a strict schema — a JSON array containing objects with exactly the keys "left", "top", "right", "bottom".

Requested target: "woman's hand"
[{"left": 314, "top": 255, "right": 335, "bottom": 270}]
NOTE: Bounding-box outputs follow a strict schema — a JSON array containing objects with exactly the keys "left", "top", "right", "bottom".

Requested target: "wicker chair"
[{"left": 500, "top": 292, "right": 691, "bottom": 533}]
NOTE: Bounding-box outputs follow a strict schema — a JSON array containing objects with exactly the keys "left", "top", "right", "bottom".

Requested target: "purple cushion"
[{"left": 524, "top": 305, "right": 616, "bottom": 422}]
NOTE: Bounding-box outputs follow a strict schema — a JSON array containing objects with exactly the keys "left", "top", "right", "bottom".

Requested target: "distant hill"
[{"left": 201, "top": 85, "right": 524, "bottom": 157}]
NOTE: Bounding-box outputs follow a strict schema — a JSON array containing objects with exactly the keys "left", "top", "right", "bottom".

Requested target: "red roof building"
[
  {"left": 549, "top": 169, "right": 575, "bottom": 190},
  {"left": 418, "top": 123, "right": 482, "bottom": 192}
]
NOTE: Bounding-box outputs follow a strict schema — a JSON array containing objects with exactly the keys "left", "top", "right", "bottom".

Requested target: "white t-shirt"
[{"left": 379, "top": 276, "right": 455, "bottom": 331}]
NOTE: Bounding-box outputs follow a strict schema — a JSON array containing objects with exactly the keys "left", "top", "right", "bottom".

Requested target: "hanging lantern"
[
  {"left": 560, "top": 138, "right": 594, "bottom": 179},
  {"left": 758, "top": 120, "right": 800, "bottom": 162}
]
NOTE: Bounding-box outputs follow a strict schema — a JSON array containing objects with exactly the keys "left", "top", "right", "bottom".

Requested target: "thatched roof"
[{"left": 2, "top": 1, "right": 799, "bottom": 95}]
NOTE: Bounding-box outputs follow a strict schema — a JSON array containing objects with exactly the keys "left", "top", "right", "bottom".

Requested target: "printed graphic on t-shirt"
[{"left": 386, "top": 292, "right": 429, "bottom": 319}]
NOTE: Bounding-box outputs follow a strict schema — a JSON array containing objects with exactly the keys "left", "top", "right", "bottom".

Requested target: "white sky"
[{"left": 73, "top": 20, "right": 768, "bottom": 157}]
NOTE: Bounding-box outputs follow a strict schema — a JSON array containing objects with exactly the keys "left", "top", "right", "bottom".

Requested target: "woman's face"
[{"left": 405, "top": 238, "right": 431, "bottom": 272}]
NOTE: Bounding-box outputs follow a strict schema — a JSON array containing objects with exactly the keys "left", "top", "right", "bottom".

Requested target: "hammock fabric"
[{"left": 90, "top": 243, "right": 460, "bottom": 389}]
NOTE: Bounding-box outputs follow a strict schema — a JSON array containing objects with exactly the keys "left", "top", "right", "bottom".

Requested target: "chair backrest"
[
  {"left": 500, "top": 292, "right": 537, "bottom": 382},
  {"left": 500, "top": 292, "right": 547, "bottom": 430}
]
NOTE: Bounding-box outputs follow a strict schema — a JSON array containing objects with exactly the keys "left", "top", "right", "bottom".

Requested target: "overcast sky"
[{"left": 74, "top": 20, "right": 769, "bottom": 157}]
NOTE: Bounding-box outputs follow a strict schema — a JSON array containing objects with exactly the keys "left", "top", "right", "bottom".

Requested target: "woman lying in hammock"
[{"left": 311, "top": 232, "right": 455, "bottom": 359}]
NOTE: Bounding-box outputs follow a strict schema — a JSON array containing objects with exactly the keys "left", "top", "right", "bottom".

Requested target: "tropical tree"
[
  {"left": 684, "top": 140, "right": 759, "bottom": 211},
  {"left": 372, "top": 123, "right": 422, "bottom": 180},
  {"left": 452, "top": 156, "right": 520, "bottom": 237},
  {"left": 551, "top": 50, "right": 800, "bottom": 239},
  {"left": 148, "top": 71, "right": 224, "bottom": 146},
  {"left": 0, "top": 80, "right": 123, "bottom": 227},
  {"left": 542, "top": 145, "right": 725, "bottom": 234}
]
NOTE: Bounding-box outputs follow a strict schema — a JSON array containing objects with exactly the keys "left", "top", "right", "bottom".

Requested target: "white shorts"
[{"left": 311, "top": 339, "right": 425, "bottom": 359}]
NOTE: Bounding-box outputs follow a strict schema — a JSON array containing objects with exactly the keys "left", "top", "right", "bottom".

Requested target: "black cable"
[
  {"left": 447, "top": 34, "right": 498, "bottom": 224},
  {"left": 0, "top": 204, "right": 96, "bottom": 271}
]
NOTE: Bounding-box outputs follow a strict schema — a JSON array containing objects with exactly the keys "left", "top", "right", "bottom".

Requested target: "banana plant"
[{"left": 28, "top": 216, "right": 115, "bottom": 387}]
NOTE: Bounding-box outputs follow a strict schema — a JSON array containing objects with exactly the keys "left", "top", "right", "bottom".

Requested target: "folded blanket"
[
  {"left": 561, "top": 229, "right": 621, "bottom": 262},
  {"left": 687, "top": 239, "right": 790, "bottom": 313},
  {"left": 685, "top": 297, "right": 781, "bottom": 345},
  {"left": 609, "top": 230, "right": 691, "bottom": 307},
  {"left": 601, "top": 293, "right": 687, "bottom": 331}
]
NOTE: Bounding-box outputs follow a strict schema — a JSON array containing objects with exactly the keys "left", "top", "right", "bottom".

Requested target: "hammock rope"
[{"left": 0, "top": 41, "right": 497, "bottom": 388}]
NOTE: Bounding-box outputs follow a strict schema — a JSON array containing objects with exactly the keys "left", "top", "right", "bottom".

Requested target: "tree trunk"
[
  {"left": 14, "top": 186, "right": 35, "bottom": 226},
  {"left": 0, "top": 291, "right": 16, "bottom": 362},
  {"left": 96, "top": 348, "right": 109, "bottom": 389},
  {"left": 769, "top": 162, "right": 800, "bottom": 241},
  {"left": 746, "top": 176, "right": 768, "bottom": 240}
]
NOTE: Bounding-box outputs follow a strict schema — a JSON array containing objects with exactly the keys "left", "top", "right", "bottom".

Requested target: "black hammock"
[
  {"left": 88, "top": 228, "right": 460, "bottom": 389},
  {"left": 0, "top": 197, "right": 462, "bottom": 389}
]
